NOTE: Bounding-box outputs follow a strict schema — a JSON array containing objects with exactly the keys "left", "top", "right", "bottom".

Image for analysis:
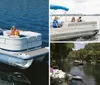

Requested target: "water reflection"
[
  {"left": 60, "top": 61, "right": 100, "bottom": 85},
  {"left": 70, "top": 66, "right": 84, "bottom": 76},
  {"left": 0, "top": 68, "right": 31, "bottom": 85},
  {"left": 0, "top": 59, "right": 48, "bottom": 85}
]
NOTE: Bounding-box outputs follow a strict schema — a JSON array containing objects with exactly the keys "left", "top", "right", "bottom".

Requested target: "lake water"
[
  {"left": 0, "top": 0, "right": 49, "bottom": 85},
  {"left": 69, "top": 64, "right": 100, "bottom": 85},
  {"left": 0, "top": 59, "right": 48, "bottom": 85},
  {"left": 59, "top": 62, "right": 100, "bottom": 85},
  {"left": 0, "top": 0, "right": 49, "bottom": 45}
]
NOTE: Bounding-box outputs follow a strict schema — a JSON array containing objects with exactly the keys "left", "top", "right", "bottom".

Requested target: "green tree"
[{"left": 50, "top": 43, "right": 74, "bottom": 67}]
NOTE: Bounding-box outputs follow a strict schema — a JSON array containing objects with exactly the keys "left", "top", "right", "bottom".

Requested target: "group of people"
[
  {"left": 52, "top": 16, "right": 82, "bottom": 28},
  {"left": 71, "top": 17, "right": 82, "bottom": 22},
  {"left": 9, "top": 26, "right": 20, "bottom": 36}
]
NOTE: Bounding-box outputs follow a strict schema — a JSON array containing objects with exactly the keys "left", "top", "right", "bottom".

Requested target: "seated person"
[
  {"left": 71, "top": 17, "right": 75, "bottom": 22},
  {"left": 77, "top": 17, "right": 82, "bottom": 22},
  {"left": 52, "top": 16, "right": 64, "bottom": 28},
  {"left": 9, "top": 26, "right": 16, "bottom": 36},
  {"left": 9, "top": 26, "right": 20, "bottom": 36},
  {"left": 14, "top": 30, "right": 20, "bottom": 36}
]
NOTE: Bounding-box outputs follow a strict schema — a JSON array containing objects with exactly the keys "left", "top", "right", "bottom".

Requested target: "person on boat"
[
  {"left": 52, "top": 16, "right": 64, "bottom": 28},
  {"left": 9, "top": 26, "right": 20, "bottom": 36},
  {"left": 9, "top": 26, "right": 16, "bottom": 36},
  {"left": 77, "top": 17, "right": 82, "bottom": 22},
  {"left": 14, "top": 30, "right": 20, "bottom": 36},
  {"left": 71, "top": 17, "right": 75, "bottom": 22}
]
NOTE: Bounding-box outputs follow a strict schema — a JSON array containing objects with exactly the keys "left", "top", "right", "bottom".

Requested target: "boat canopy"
[{"left": 50, "top": 4, "right": 69, "bottom": 11}]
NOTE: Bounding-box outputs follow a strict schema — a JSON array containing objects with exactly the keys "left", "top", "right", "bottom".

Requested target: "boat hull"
[
  {"left": 50, "top": 22, "right": 99, "bottom": 41},
  {"left": 0, "top": 47, "right": 49, "bottom": 69},
  {"left": 0, "top": 30, "right": 48, "bottom": 69},
  {"left": 0, "top": 53, "right": 33, "bottom": 69},
  {"left": 51, "top": 29, "right": 99, "bottom": 41},
  {"left": 50, "top": 21, "right": 99, "bottom": 41}
]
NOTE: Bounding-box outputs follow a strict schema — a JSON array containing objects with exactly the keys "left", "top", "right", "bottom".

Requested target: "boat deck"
[
  {"left": 22, "top": 47, "right": 49, "bottom": 60},
  {"left": 50, "top": 21, "right": 98, "bottom": 41},
  {"left": 0, "top": 47, "right": 49, "bottom": 60}
]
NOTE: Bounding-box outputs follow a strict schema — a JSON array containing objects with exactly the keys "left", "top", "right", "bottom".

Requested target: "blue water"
[
  {"left": 0, "top": 0, "right": 49, "bottom": 85},
  {"left": 0, "top": 0, "right": 49, "bottom": 46}
]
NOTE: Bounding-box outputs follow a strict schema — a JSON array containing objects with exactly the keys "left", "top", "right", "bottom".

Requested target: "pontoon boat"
[
  {"left": 50, "top": 5, "right": 99, "bottom": 41},
  {"left": 0, "top": 29, "right": 49, "bottom": 69}
]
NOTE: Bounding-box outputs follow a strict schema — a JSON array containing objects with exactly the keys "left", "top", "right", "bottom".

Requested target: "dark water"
[
  {"left": 61, "top": 62, "right": 100, "bottom": 85},
  {"left": 0, "top": 58, "right": 48, "bottom": 85},
  {"left": 0, "top": 0, "right": 49, "bottom": 45},
  {"left": 0, "top": 0, "right": 49, "bottom": 85}
]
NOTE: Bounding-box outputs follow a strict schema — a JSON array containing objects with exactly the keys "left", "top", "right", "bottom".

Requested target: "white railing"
[
  {"left": 50, "top": 21, "right": 97, "bottom": 29},
  {"left": 0, "top": 31, "right": 42, "bottom": 51}
]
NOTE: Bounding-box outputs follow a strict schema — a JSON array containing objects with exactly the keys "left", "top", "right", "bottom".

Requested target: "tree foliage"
[
  {"left": 68, "top": 43, "right": 100, "bottom": 62},
  {"left": 51, "top": 43, "right": 100, "bottom": 67},
  {"left": 50, "top": 43, "right": 74, "bottom": 67}
]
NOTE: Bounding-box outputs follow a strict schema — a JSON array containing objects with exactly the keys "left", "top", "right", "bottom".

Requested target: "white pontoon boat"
[
  {"left": 0, "top": 29, "right": 49, "bottom": 69},
  {"left": 50, "top": 5, "right": 99, "bottom": 41}
]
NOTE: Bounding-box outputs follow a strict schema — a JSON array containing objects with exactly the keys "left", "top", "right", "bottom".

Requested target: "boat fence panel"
[
  {"left": 67, "top": 22, "right": 97, "bottom": 29},
  {"left": 0, "top": 35, "right": 42, "bottom": 51},
  {"left": 5, "top": 38, "right": 27, "bottom": 44},
  {"left": 0, "top": 38, "right": 5, "bottom": 43}
]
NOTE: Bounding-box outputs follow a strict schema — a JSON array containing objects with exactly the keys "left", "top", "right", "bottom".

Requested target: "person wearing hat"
[{"left": 52, "top": 16, "right": 64, "bottom": 28}]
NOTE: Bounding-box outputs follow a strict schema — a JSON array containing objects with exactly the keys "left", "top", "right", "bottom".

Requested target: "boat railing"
[
  {"left": 67, "top": 21, "right": 97, "bottom": 27},
  {"left": 51, "top": 21, "right": 97, "bottom": 29},
  {"left": 61, "top": 21, "right": 97, "bottom": 29},
  {"left": 0, "top": 30, "right": 42, "bottom": 51}
]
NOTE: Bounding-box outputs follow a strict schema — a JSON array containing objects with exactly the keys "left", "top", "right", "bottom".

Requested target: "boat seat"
[
  {"left": 19, "top": 35, "right": 26, "bottom": 37},
  {"left": 3, "top": 30, "right": 26, "bottom": 38}
]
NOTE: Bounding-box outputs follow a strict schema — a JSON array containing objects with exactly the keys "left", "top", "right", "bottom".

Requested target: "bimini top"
[{"left": 50, "top": 4, "right": 69, "bottom": 11}]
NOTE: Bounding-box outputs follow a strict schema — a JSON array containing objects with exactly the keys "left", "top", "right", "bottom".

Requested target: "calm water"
[
  {"left": 0, "top": 0, "right": 49, "bottom": 85},
  {"left": 0, "top": 0, "right": 49, "bottom": 45},
  {"left": 61, "top": 62, "right": 100, "bottom": 85},
  {"left": 0, "top": 59, "right": 48, "bottom": 85}
]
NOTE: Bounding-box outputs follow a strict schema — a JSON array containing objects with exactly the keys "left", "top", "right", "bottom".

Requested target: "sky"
[
  {"left": 50, "top": 0, "right": 100, "bottom": 14},
  {"left": 73, "top": 43, "right": 86, "bottom": 50}
]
